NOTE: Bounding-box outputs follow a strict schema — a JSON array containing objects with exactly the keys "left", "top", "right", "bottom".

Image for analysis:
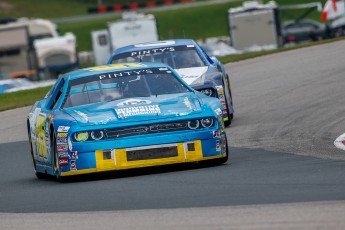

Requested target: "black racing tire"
[
  {"left": 28, "top": 130, "right": 45, "bottom": 179},
  {"left": 52, "top": 132, "right": 64, "bottom": 182},
  {"left": 223, "top": 76, "right": 234, "bottom": 127},
  {"left": 224, "top": 94, "right": 232, "bottom": 127}
]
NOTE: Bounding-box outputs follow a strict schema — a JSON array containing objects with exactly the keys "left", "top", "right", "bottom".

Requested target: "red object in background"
[
  {"left": 287, "top": 36, "right": 296, "bottom": 42},
  {"left": 129, "top": 2, "right": 139, "bottom": 10},
  {"left": 164, "top": 0, "right": 174, "bottom": 5},
  {"left": 98, "top": 5, "right": 107, "bottom": 13},
  {"left": 146, "top": 1, "right": 156, "bottom": 8},
  {"left": 113, "top": 4, "right": 122, "bottom": 11}
]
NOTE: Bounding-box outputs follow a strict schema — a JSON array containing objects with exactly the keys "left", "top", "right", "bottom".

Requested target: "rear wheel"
[{"left": 28, "top": 130, "right": 45, "bottom": 179}]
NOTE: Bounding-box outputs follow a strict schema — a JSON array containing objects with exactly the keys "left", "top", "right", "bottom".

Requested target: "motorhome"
[
  {"left": 0, "top": 18, "right": 78, "bottom": 80},
  {"left": 228, "top": 1, "right": 282, "bottom": 51},
  {"left": 92, "top": 12, "right": 159, "bottom": 65}
]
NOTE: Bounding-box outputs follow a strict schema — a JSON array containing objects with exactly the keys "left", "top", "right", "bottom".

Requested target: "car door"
[{"left": 34, "top": 77, "right": 65, "bottom": 164}]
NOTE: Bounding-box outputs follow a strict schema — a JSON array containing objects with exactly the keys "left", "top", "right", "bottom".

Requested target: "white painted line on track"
[{"left": 334, "top": 133, "right": 345, "bottom": 151}]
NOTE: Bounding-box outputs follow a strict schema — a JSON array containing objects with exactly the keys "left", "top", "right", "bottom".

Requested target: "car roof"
[
  {"left": 64, "top": 62, "right": 171, "bottom": 81},
  {"left": 114, "top": 39, "right": 199, "bottom": 54}
]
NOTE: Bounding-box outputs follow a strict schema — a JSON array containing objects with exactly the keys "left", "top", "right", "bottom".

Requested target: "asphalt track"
[{"left": 1, "top": 40, "right": 345, "bottom": 229}]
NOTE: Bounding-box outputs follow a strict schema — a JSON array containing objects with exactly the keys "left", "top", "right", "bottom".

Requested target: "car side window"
[{"left": 50, "top": 79, "right": 65, "bottom": 110}]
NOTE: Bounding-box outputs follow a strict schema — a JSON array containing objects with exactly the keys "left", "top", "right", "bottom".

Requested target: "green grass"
[
  {"left": 59, "top": 0, "right": 328, "bottom": 51},
  {"left": 0, "top": 86, "right": 51, "bottom": 112}
]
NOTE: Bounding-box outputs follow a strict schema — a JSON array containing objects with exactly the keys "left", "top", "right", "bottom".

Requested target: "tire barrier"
[{"left": 88, "top": 0, "right": 193, "bottom": 14}]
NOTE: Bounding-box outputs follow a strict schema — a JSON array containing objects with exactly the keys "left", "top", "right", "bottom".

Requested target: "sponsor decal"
[
  {"left": 213, "top": 131, "right": 221, "bottom": 138},
  {"left": 216, "top": 86, "right": 224, "bottom": 95},
  {"left": 57, "top": 145, "right": 68, "bottom": 151},
  {"left": 115, "top": 105, "right": 161, "bottom": 118},
  {"left": 175, "top": 66, "right": 207, "bottom": 85},
  {"left": 216, "top": 140, "right": 221, "bottom": 151},
  {"left": 134, "top": 48, "right": 167, "bottom": 55},
  {"left": 36, "top": 113, "right": 48, "bottom": 160},
  {"left": 117, "top": 99, "right": 152, "bottom": 107},
  {"left": 183, "top": 97, "right": 193, "bottom": 110},
  {"left": 58, "top": 151, "right": 70, "bottom": 158},
  {"left": 57, "top": 132, "right": 68, "bottom": 137},
  {"left": 98, "top": 69, "right": 153, "bottom": 80},
  {"left": 59, "top": 158, "right": 69, "bottom": 166},
  {"left": 130, "top": 47, "right": 175, "bottom": 56},
  {"left": 57, "top": 126, "right": 70, "bottom": 133},
  {"left": 57, "top": 137, "right": 67, "bottom": 144},
  {"left": 215, "top": 108, "right": 222, "bottom": 116},
  {"left": 71, "top": 151, "right": 78, "bottom": 159},
  {"left": 70, "top": 160, "right": 77, "bottom": 170}
]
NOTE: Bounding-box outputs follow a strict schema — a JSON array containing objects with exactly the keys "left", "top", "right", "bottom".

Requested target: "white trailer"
[
  {"left": 228, "top": 1, "right": 281, "bottom": 51},
  {"left": 92, "top": 12, "right": 159, "bottom": 65},
  {"left": 0, "top": 18, "right": 78, "bottom": 80}
]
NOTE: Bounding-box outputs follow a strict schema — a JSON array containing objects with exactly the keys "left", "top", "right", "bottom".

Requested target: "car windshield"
[
  {"left": 111, "top": 45, "right": 206, "bottom": 69},
  {"left": 63, "top": 67, "right": 191, "bottom": 108}
]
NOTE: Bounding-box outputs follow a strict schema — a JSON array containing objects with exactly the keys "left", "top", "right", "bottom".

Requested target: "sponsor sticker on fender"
[
  {"left": 214, "top": 108, "right": 222, "bottom": 116},
  {"left": 57, "top": 145, "right": 68, "bottom": 151},
  {"left": 57, "top": 126, "right": 70, "bottom": 133},
  {"left": 58, "top": 132, "right": 68, "bottom": 137},
  {"left": 58, "top": 151, "right": 70, "bottom": 158},
  {"left": 57, "top": 137, "right": 67, "bottom": 144},
  {"left": 59, "top": 158, "right": 69, "bottom": 166},
  {"left": 70, "top": 160, "right": 77, "bottom": 170}
]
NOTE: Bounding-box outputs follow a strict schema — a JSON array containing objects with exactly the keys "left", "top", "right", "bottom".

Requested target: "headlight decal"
[
  {"left": 187, "top": 120, "right": 200, "bottom": 129},
  {"left": 91, "top": 130, "right": 104, "bottom": 140},
  {"left": 74, "top": 132, "right": 89, "bottom": 142}
]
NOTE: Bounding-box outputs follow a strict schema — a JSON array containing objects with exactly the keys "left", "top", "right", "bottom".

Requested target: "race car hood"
[
  {"left": 175, "top": 66, "right": 208, "bottom": 85},
  {"left": 64, "top": 94, "right": 202, "bottom": 126}
]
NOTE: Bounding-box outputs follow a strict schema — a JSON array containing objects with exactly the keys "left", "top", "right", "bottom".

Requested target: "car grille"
[
  {"left": 105, "top": 121, "right": 188, "bottom": 139},
  {"left": 126, "top": 145, "right": 178, "bottom": 161}
]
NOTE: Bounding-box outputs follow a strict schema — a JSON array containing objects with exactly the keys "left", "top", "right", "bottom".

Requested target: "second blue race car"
[
  {"left": 108, "top": 39, "right": 234, "bottom": 126},
  {"left": 27, "top": 62, "right": 228, "bottom": 181}
]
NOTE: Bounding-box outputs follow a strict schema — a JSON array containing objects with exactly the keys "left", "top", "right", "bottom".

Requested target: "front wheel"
[
  {"left": 224, "top": 96, "right": 232, "bottom": 127},
  {"left": 207, "top": 134, "right": 229, "bottom": 166}
]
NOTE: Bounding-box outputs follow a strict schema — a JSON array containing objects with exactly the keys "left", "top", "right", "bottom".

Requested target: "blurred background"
[{"left": 0, "top": 0, "right": 343, "bottom": 93}]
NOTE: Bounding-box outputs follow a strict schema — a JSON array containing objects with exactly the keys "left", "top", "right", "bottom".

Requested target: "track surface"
[{"left": 1, "top": 40, "right": 345, "bottom": 228}]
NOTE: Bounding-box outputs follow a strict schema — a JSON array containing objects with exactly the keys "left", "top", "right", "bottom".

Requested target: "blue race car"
[
  {"left": 107, "top": 39, "right": 234, "bottom": 126},
  {"left": 27, "top": 63, "right": 228, "bottom": 181}
]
